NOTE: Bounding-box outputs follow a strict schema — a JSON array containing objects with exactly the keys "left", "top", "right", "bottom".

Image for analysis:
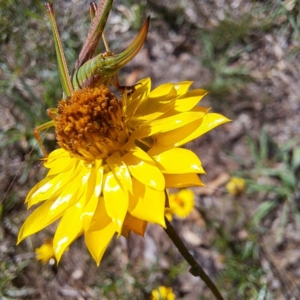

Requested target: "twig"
[{"left": 163, "top": 217, "right": 225, "bottom": 300}]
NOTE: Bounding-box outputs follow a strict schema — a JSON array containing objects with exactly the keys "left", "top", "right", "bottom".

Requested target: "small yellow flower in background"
[
  {"left": 164, "top": 207, "right": 173, "bottom": 221},
  {"left": 35, "top": 238, "right": 54, "bottom": 264},
  {"left": 167, "top": 189, "right": 195, "bottom": 220},
  {"left": 18, "top": 78, "right": 230, "bottom": 265},
  {"left": 226, "top": 177, "right": 246, "bottom": 195},
  {"left": 151, "top": 286, "right": 176, "bottom": 300}
]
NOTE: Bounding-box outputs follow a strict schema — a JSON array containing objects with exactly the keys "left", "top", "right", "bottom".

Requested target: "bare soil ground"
[{"left": 1, "top": 1, "right": 300, "bottom": 299}]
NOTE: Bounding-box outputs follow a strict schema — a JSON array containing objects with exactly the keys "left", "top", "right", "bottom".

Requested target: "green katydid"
[{"left": 34, "top": 1, "right": 149, "bottom": 157}]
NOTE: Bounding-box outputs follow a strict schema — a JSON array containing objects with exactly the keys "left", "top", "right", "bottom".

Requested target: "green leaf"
[
  {"left": 276, "top": 200, "right": 289, "bottom": 243},
  {"left": 247, "top": 135, "right": 259, "bottom": 165},
  {"left": 256, "top": 284, "right": 267, "bottom": 300},
  {"left": 280, "top": 172, "right": 296, "bottom": 189},
  {"left": 252, "top": 200, "right": 277, "bottom": 226},
  {"left": 260, "top": 168, "right": 296, "bottom": 190},
  {"left": 292, "top": 146, "right": 300, "bottom": 171},
  {"left": 259, "top": 129, "right": 268, "bottom": 164}
]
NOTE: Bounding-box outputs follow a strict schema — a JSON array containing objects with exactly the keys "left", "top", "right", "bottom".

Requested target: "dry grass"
[{"left": 1, "top": 0, "right": 300, "bottom": 299}]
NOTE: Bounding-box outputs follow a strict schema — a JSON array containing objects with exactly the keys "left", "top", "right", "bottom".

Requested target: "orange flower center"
[
  {"left": 176, "top": 196, "right": 185, "bottom": 207},
  {"left": 55, "top": 86, "right": 128, "bottom": 161}
]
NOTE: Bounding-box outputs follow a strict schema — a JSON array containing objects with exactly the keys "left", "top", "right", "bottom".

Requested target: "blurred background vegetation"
[{"left": 1, "top": 0, "right": 300, "bottom": 299}]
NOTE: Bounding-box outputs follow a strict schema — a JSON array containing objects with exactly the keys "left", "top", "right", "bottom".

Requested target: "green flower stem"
[{"left": 164, "top": 217, "right": 224, "bottom": 300}]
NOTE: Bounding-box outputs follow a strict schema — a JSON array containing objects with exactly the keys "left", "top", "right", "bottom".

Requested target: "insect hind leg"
[{"left": 34, "top": 120, "right": 55, "bottom": 158}]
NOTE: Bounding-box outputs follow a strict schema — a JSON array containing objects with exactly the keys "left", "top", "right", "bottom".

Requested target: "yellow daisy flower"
[
  {"left": 18, "top": 78, "right": 230, "bottom": 265},
  {"left": 168, "top": 189, "right": 195, "bottom": 219},
  {"left": 226, "top": 177, "right": 246, "bottom": 195},
  {"left": 35, "top": 238, "right": 55, "bottom": 264},
  {"left": 151, "top": 286, "right": 176, "bottom": 300}
]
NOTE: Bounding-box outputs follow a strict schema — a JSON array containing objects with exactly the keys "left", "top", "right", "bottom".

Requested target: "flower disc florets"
[{"left": 55, "top": 86, "right": 128, "bottom": 162}]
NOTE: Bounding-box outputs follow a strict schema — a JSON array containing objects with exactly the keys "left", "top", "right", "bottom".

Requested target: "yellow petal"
[
  {"left": 84, "top": 196, "right": 115, "bottom": 265},
  {"left": 131, "top": 77, "right": 151, "bottom": 100},
  {"left": 173, "top": 89, "right": 207, "bottom": 112},
  {"left": 47, "top": 162, "right": 74, "bottom": 176},
  {"left": 43, "top": 148, "right": 69, "bottom": 167},
  {"left": 51, "top": 163, "right": 96, "bottom": 261},
  {"left": 132, "top": 83, "right": 176, "bottom": 122},
  {"left": 88, "top": 197, "right": 112, "bottom": 231},
  {"left": 149, "top": 148, "right": 205, "bottom": 174},
  {"left": 83, "top": 162, "right": 98, "bottom": 201},
  {"left": 93, "top": 162, "right": 104, "bottom": 198},
  {"left": 128, "top": 178, "right": 166, "bottom": 227},
  {"left": 25, "top": 176, "right": 53, "bottom": 204},
  {"left": 81, "top": 193, "right": 99, "bottom": 231},
  {"left": 53, "top": 200, "right": 85, "bottom": 262},
  {"left": 107, "top": 151, "right": 132, "bottom": 194},
  {"left": 131, "top": 111, "right": 204, "bottom": 139},
  {"left": 154, "top": 119, "right": 203, "bottom": 147},
  {"left": 164, "top": 208, "right": 173, "bottom": 221},
  {"left": 85, "top": 222, "right": 116, "bottom": 266},
  {"left": 123, "top": 147, "right": 165, "bottom": 191},
  {"left": 103, "top": 172, "right": 128, "bottom": 233},
  {"left": 17, "top": 198, "right": 60, "bottom": 244},
  {"left": 122, "top": 213, "right": 147, "bottom": 237},
  {"left": 176, "top": 113, "right": 231, "bottom": 146},
  {"left": 27, "top": 162, "right": 77, "bottom": 207},
  {"left": 81, "top": 162, "right": 104, "bottom": 231},
  {"left": 46, "top": 150, "right": 74, "bottom": 176},
  {"left": 173, "top": 81, "right": 193, "bottom": 96},
  {"left": 125, "top": 78, "right": 151, "bottom": 119},
  {"left": 46, "top": 166, "right": 87, "bottom": 219},
  {"left": 149, "top": 82, "right": 176, "bottom": 99},
  {"left": 164, "top": 173, "right": 205, "bottom": 188}
]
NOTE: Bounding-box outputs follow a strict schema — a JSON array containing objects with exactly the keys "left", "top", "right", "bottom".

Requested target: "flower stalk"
[{"left": 163, "top": 217, "right": 224, "bottom": 300}]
